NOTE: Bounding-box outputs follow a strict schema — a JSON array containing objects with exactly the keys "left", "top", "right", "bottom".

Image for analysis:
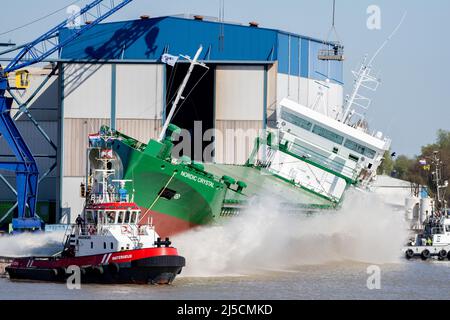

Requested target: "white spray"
[
  {"left": 174, "top": 189, "right": 408, "bottom": 277},
  {"left": 0, "top": 232, "right": 65, "bottom": 257}
]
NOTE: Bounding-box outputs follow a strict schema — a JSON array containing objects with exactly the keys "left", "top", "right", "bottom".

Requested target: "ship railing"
[
  {"left": 70, "top": 223, "right": 154, "bottom": 237},
  {"left": 258, "top": 137, "right": 359, "bottom": 181},
  {"left": 68, "top": 224, "right": 99, "bottom": 236},
  {"left": 88, "top": 193, "right": 131, "bottom": 204},
  {"left": 288, "top": 142, "right": 359, "bottom": 181}
]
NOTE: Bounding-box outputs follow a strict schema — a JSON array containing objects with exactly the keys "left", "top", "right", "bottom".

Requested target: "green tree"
[
  {"left": 377, "top": 150, "right": 394, "bottom": 175},
  {"left": 394, "top": 130, "right": 450, "bottom": 205}
]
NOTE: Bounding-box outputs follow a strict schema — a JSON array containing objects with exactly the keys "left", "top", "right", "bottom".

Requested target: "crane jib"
[
  {"left": 5, "top": 0, "right": 133, "bottom": 73},
  {"left": 0, "top": 0, "right": 134, "bottom": 232}
]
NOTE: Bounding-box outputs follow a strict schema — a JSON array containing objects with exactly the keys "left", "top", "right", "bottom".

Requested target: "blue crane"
[{"left": 0, "top": 0, "right": 133, "bottom": 232}]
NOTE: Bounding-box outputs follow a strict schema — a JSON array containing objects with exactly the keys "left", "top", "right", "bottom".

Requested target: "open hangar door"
[{"left": 165, "top": 63, "right": 215, "bottom": 162}]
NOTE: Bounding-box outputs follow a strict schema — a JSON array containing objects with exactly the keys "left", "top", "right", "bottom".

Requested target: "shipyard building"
[{"left": 0, "top": 15, "right": 344, "bottom": 224}]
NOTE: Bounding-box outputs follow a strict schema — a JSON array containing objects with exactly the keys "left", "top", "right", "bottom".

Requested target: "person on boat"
[{"left": 76, "top": 214, "right": 85, "bottom": 234}]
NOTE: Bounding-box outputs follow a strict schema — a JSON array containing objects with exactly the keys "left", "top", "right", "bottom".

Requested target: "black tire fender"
[
  {"left": 57, "top": 267, "right": 66, "bottom": 276},
  {"left": 108, "top": 263, "right": 120, "bottom": 274},
  {"left": 421, "top": 249, "right": 431, "bottom": 261},
  {"left": 405, "top": 249, "right": 414, "bottom": 260},
  {"left": 94, "top": 266, "right": 104, "bottom": 275}
]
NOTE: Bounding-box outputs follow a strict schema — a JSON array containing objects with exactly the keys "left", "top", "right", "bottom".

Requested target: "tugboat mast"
[{"left": 432, "top": 151, "right": 449, "bottom": 215}]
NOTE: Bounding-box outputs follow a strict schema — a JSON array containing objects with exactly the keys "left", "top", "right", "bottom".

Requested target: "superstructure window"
[
  {"left": 349, "top": 154, "right": 359, "bottom": 162},
  {"left": 280, "top": 107, "right": 313, "bottom": 131},
  {"left": 312, "top": 125, "right": 344, "bottom": 145},
  {"left": 344, "top": 139, "right": 376, "bottom": 159}
]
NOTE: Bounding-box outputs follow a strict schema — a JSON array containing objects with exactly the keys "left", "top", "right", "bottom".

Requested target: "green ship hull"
[{"left": 101, "top": 126, "right": 342, "bottom": 237}]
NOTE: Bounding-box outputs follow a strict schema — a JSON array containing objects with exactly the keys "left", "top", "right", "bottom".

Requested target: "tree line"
[{"left": 378, "top": 130, "right": 450, "bottom": 204}]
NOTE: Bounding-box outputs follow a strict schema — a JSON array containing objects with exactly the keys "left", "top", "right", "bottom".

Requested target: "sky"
[{"left": 1, "top": 0, "right": 450, "bottom": 157}]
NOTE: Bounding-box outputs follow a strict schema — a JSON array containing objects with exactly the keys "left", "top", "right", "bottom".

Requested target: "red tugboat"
[{"left": 6, "top": 148, "right": 185, "bottom": 285}]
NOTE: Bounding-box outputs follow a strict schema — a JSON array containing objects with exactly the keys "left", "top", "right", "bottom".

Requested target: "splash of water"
[
  {"left": 174, "top": 189, "right": 408, "bottom": 277},
  {"left": 0, "top": 232, "right": 65, "bottom": 257}
]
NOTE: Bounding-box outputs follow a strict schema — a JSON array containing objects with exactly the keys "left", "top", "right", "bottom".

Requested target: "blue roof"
[{"left": 59, "top": 16, "right": 343, "bottom": 84}]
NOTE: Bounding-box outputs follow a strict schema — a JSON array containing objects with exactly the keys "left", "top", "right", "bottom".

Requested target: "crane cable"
[
  {"left": 324, "top": 0, "right": 342, "bottom": 45},
  {"left": 0, "top": 0, "right": 83, "bottom": 37}
]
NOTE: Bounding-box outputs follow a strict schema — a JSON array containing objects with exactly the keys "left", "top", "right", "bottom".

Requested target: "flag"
[
  {"left": 161, "top": 54, "right": 179, "bottom": 66},
  {"left": 419, "top": 159, "right": 427, "bottom": 165},
  {"left": 88, "top": 133, "right": 101, "bottom": 147},
  {"left": 101, "top": 149, "right": 113, "bottom": 159}
]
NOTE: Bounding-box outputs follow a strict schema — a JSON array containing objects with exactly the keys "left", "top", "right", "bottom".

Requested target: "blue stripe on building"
[{"left": 59, "top": 16, "right": 343, "bottom": 84}]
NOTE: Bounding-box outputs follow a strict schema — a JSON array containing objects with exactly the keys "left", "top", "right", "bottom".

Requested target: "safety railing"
[{"left": 87, "top": 192, "right": 131, "bottom": 204}]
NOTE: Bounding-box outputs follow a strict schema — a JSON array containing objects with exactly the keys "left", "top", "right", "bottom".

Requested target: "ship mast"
[
  {"left": 432, "top": 151, "right": 449, "bottom": 215},
  {"left": 158, "top": 46, "right": 208, "bottom": 141}
]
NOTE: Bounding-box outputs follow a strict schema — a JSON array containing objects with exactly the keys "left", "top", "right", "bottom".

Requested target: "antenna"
[
  {"left": 368, "top": 12, "right": 407, "bottom": 67},
  {"left": 218, "top": 0, "right": 225, "bottom": 51},
  {"left": 332, "top": 0, "right": 336, "bottom": 27},
  {"left": 340, "top": 12, "right": 407, "bottom": 125}
]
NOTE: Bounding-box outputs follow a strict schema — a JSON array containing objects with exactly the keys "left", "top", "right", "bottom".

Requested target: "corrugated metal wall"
[
  {"left": 215, "top": 65, "right": 265, "bottom": 164},
  {"left": 7, "top": 70, "right": 59, "bottom": 121},
  {"left": 277, "top": 73, "right": 343, "bottom": 119},
  {"left": 116, "top": 64, "right": 164, "bottom": 120},
  {"left": 62, "top": 63, "right": 164, "bottom": 177},
  {"left": 63, "top": 64, "right": 112, "bottom": 118},
  {"left": 63, "top": 118, "right": 162, "bottom": 177}
]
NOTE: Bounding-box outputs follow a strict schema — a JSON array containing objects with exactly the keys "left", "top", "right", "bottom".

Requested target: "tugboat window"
[
  {"left": 86, "top": 211, "right": 95, "bottom": 224},
  {"left": 106, "top": 211, "right": 116, "bottom": 224},
  {"left": 111, "top": 242, "right": 114, "bottom": 249},
  {"left": 124, "top": 211, "right": 131, "bottom": 223},
  {"left": 91, "top": 242, "right": 93, "bottom": 249},
  {"left": 131, "top": 211, "right": 137, "bottom": 224},
  {"left": 98, "top": 211, "right": 104, "bottom": 224},
  {"left": 117, "top": 211, "right": 124, "bottom": 224},
  {"left": 158, "top": 188, "right": 177, "bottom": 200},
  {"left": 103, "top": 242, "right": 106, "bottom": 249}
]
